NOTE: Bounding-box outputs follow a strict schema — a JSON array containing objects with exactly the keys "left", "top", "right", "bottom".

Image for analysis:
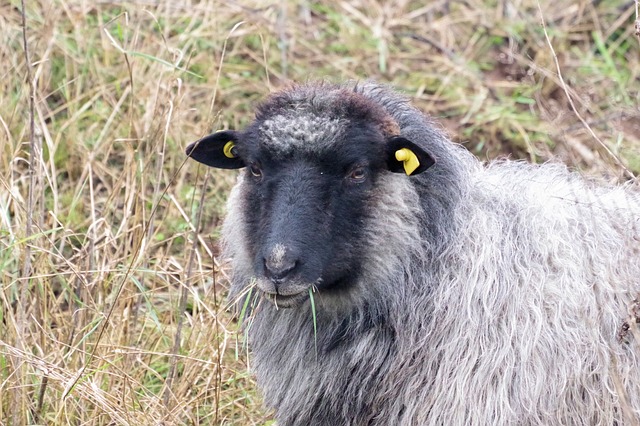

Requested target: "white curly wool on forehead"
[{"left": 258, "top": 112, "right": 346, "bottom": 156}]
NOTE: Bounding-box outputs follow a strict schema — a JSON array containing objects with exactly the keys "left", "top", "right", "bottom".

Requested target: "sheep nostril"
[{"left": 264, "top": 257, "right": 297, "bottom": 281}]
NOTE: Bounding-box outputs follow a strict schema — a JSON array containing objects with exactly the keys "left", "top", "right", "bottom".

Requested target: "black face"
[
  {"left": 185, "top": 115, "right": 435, "bottom": 308},
  {"left": 237, "top": 122, "right": 388, "bottom": 307}
]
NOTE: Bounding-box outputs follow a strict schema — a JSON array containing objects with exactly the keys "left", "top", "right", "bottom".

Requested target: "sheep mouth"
[
  {"left": 255, "top": 277, "right": 313, "bottom": 308},
  {"left": 263, "top": 291, "right": 309, "bottom": 308}
]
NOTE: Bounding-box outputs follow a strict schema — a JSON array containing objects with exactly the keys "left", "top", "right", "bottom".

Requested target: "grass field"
[{"left": 1, "top": 0, "right": 639, "bottom": 424}]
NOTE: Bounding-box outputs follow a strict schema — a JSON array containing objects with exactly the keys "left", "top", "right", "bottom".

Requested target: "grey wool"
[{"left": 187, "top": 81, "right": 640, "bottom": 425}]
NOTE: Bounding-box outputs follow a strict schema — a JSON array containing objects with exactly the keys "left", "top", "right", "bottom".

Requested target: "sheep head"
[{"left": 186, "top": 84, "right": 435, "bottom": 308}]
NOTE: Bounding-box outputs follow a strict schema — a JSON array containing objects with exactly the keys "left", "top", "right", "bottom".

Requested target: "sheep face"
[{"left": 186, "top": 87, "right": 435, "bottom": 308}]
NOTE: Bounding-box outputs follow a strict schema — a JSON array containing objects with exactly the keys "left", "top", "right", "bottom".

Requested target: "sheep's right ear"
[
  {"left": 385, "top": 136, "right": 435, "bottom": 176},
  {"left": 185, "top": 130, "right": 245, "bottom": 169}
]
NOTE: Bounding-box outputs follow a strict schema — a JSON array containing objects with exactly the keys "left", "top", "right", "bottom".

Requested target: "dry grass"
[{"left": 1, "top": 0, "right": 638, "bottom": 424}]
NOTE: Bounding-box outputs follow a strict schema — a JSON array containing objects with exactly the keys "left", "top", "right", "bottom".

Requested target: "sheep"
[{"left": 186, "top": 81, "right": 640, "bottom": 425}]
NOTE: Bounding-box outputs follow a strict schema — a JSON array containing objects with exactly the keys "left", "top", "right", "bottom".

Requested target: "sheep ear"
[
  {"left": 386, "top": 136, "right": 435, "bottom": 176},
  {"left": 185, "top": 130, "right": 245, "bottom": 169}
]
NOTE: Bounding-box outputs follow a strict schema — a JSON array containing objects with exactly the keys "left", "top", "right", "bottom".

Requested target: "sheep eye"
[
  {"left": 347, "top": 166, "right": 367, "bottom": 183},
  {"left": 249, "top": 163, "right": 263, "bottom": 179}
]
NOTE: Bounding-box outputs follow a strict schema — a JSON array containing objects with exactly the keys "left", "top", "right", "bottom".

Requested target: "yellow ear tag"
[
  {"left": 223, "top": 141, "right": 237, "bottom": 158},
  {"left": 395, "top": 148, "right": 420, "bottom": 176}
]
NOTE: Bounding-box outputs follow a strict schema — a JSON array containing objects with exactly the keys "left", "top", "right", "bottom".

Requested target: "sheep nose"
[
  {"left": 264, "top": 258, "right": 297, "bottom": 281},
  {"left": 264, "top": 244, "right": 298, "bottom": 281}
]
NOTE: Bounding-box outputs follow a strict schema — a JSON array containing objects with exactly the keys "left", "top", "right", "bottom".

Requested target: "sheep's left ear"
[
  {"left": 385, "top": 136, "right": 435, "bottom": 176},
  {"left": 185, "top": 130, "right": 245, "bottom": 169}
]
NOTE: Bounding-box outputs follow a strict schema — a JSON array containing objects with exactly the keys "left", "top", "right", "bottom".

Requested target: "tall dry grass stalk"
[{"left": 1, "top": 0, "right": 638, "bottom": 424}]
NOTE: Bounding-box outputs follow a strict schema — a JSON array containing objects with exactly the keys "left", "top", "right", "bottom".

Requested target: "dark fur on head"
[{"left": 186, "top": 82, "right": 438, "bottom": 310}]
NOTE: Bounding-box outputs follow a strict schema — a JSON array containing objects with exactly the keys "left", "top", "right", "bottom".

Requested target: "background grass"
[{"left": 1, "top": 0, "right": 639, "bottom": 424}]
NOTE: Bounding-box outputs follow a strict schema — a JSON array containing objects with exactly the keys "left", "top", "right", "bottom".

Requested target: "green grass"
[{"left": 1, "top": 0, "right": 639, "bottom": 424}]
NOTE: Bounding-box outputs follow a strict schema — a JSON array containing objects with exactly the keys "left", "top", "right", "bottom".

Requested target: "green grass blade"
[{"left": 309, "top": 288, "right": 318, "bottom": 359}]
